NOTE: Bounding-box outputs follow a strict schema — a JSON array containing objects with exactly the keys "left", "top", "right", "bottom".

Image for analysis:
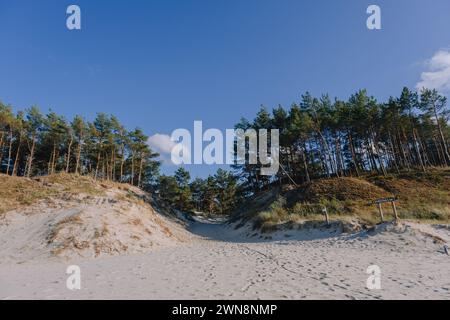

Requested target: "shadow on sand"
[{"left": 185, "top": 215, "right": 375, "bottom": 244}]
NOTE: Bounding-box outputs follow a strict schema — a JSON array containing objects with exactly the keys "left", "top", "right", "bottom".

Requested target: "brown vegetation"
[{"left": 237, "top": 169, "right": 450, "bottom": 232}]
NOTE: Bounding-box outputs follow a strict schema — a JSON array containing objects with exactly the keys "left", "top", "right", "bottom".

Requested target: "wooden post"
[
  {"left": 323, "top": 207, "right": 330, "bottom": 225},
  {"left": 377, "top": 203, "right": 384, "bottom": 222},
  {"left": 391, "top": 200, "right": 399, "bottom": 221}
]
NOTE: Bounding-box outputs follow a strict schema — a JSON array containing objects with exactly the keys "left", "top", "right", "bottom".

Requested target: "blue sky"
[{"left": 1, "top": 0, "right": 450, "bottom": 177}]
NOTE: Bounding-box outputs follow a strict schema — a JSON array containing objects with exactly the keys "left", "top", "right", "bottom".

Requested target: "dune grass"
[
  {"left": 0, "top": 173, "right": 111, "bottom": 215},
  {"left": 249, "top": 169, "right": 450, "bottom": 232}
]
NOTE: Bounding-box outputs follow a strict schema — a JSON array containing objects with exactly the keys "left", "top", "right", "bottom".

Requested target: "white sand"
[
  {"left": 1, "top": 215, "right": 449, "bottom": 300},
  {"left": 0, "top": 187, "right": 192, "bottom": 264}
]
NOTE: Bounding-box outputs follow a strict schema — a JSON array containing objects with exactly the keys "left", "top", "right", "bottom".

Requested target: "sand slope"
[
  {"left": 1, "top": 218, "right": 449, "bottom": 300},
  {"left": 0, "top": 182, "right": 192, "bottom": 263},
  {"left": 0, "top": 174, "right": 449, "bottom": 299}
]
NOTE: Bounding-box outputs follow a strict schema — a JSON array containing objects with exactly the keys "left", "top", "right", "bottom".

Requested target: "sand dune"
[
  {"left": 0, "top": 175, "right": 448, "bottom": 299},
  {"left": 1, "top": 214, "right": 449, "bottom": 299},
  {"left": 0, "top": 183, "right": 192, "bottom": 263}
]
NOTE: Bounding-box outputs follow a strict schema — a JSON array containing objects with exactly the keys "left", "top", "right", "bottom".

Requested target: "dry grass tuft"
[
  {"left": 0, "top": 174, "right": 56, "bottom": 215},
  {"left": 244, "top": 169, "right": 450, "bottom": 232},
  {"left": 0, "top": 173, "right": 146, "bottom": 216}
]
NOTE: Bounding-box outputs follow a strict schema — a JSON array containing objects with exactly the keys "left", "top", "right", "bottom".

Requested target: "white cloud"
[
  {"left": 147, "top": 133, "right": 191, "bottom": 166},
  {"left": 147, "top": 134, "right": 176, "bottom": 154},
  {"left": 416, "top": 49, "right": 450, "bottom": 93}
]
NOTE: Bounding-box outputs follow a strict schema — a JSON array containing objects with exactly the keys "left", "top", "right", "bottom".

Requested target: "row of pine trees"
[
  {"left": 1, "top": 86, "right": 449, "bottom": 214},
  {"left": 158, "top": 167, "right": 240, "bottom": 215},
  {"left": 158, "top": 87, "right": 450, "bottom": 215},
  {"left": 233, "top": 87, "right": 450, "bottom": 193},
  {"left": 0, "top": 101, "right": 241, "bottom": 214},
  {"left": 0, "top": 102, "right": 160, "bottom": 187}
]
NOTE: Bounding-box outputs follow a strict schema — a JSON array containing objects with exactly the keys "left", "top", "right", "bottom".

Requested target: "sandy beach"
[
  {"left": 2, "top": 0, "right": 450, "bottom": 304},
  {"left": 1, "top": 218, "right": 449, "bottom": 300}
]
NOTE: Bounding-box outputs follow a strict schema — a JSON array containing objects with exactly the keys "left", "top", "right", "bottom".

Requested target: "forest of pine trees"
[
  {"left": 1, "top": 86, "right": 449, "bottom": 215},
  {"left": 232, "top": 87, "right": 450, "bottom": 194},
  {"left": 0, "top": 101, "right": 241, "bottom": 215},
  {"left": 158, "top": 167, "right": 240, "bottom": 215},
  {"left": 0, "top": 103, "right": 160, "bottom": 188}
]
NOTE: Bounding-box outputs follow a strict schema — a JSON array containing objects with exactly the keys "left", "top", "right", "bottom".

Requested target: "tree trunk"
[
  {"left": 347, "top": 132, "right": 360, "bottom": 177},
  {"left": 401, "top": 127, "right": 414, "bottom": 167},
  {"left": 388, "top": 132, "right": 400, "bottom": 174},
  {"left": 51, "top": 144, "right": 57, "bottom": 174},
  {"left": 302, "top": 143, "right": 310, "bottom": 183},
  {"left": 26, "top": 134, "right": 36, "bottom": 177},
  {"left": 65, "top": 135, "right": 73, "bottom": 173},
  {"left": 412, "top": 129, "right": 426, "bottom": 172},
  {"left": 94, "top": 152, "right": 101, "bottom": 179},
  {"left": 131, "top": 151, "right": 135, "bottom": 185},
  {"left": 317, "top": 130, "right": 337, "bottom": 176},
  {"left": 12, "top": 133, "right": 22, "bottom": 176},
  {"left": 396, "top": 131, "right": 410, "bottom": 170},
  {"left": 371, "top": 131, "right": 387, "bottom": 176},
  {"left": 0, "top": 132, "right": 4, "bottom": 171},
  {"left": 316, "top": 136, "right": 330, "bottom": 178},
  {"left": 75, "top": 138, "right": 82, "bottom": 174},
  {"left": 111, "top": 148, "right": 115, "bottom": 181},
  {"left": 434, "top": 136, "right": 446, "bottom": 167},
  {"left": 120, "top": 144, "right": 125, "bottom": 182},
  {"left": 104, "top": 153, "right": 109, "bottom": 180},
  {"left": 433, "top": 105, "right": 450, "bottom": 165},
  {"left": 6, "top": 129, "right": 13, "bottom": 175},
  {"left": 138, "top": 155, "right": 144, "bottom": 188},
  {"left": 335, "top": 135, "right": 344, "bottom": 177}
]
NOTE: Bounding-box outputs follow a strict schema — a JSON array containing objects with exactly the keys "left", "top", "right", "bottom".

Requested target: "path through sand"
[{"left": 0, "top": 219, "right": 449, "bottom": 299}]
